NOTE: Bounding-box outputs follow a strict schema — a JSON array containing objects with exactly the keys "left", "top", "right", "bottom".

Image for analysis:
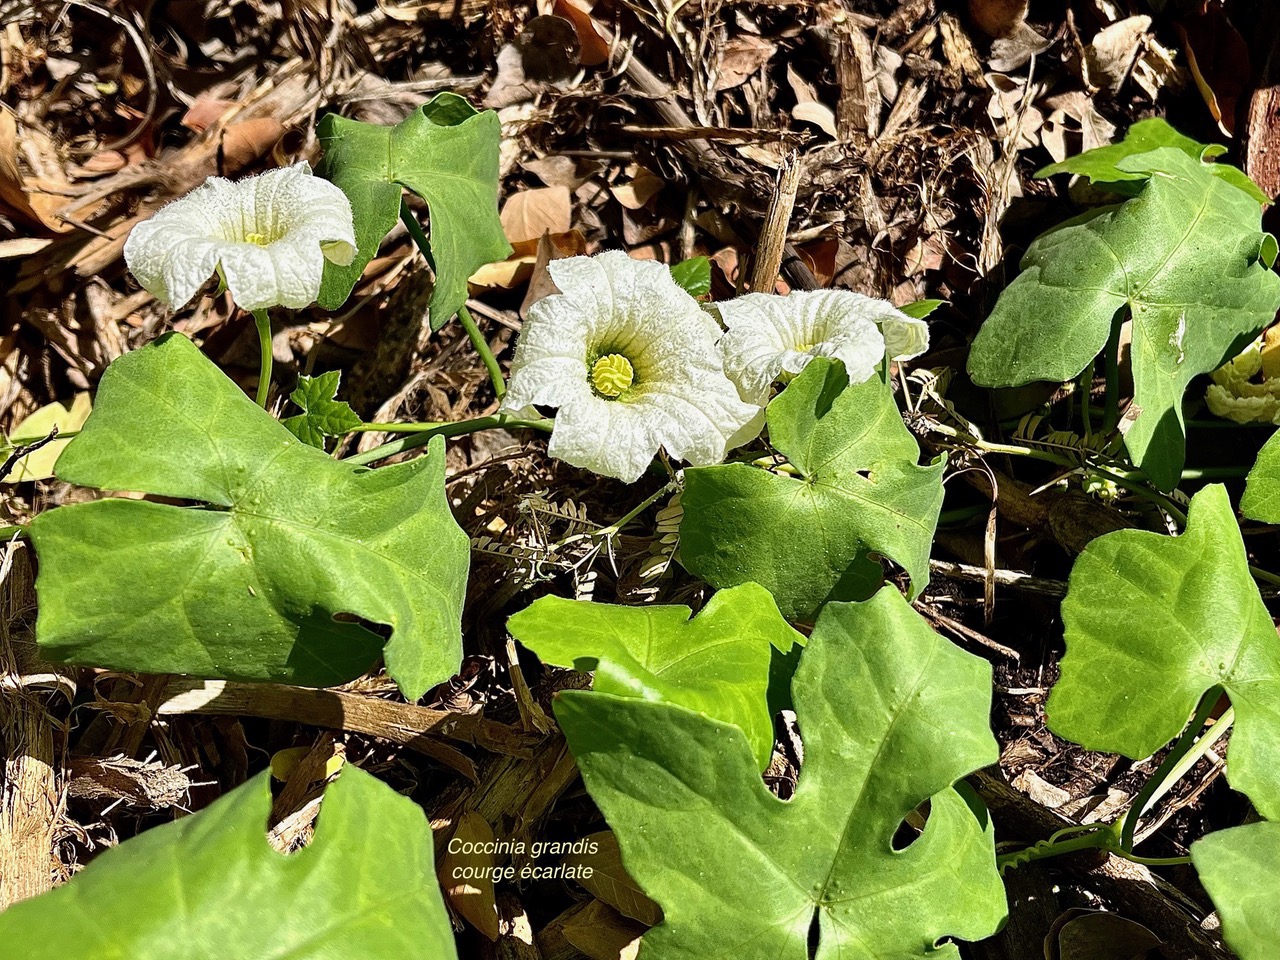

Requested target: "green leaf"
[
  {"left": 315, "top": 93, "right": 512, "bottom": 327},
  {"left": 508, "top": 583, "right": 803, "bottom": 770},
  {"left": 1191, "top": 822, "right": 1280, "bottom": 960},
  {"left": 0, "top": 393, "right": 91, "bottom": 482},
  {"left": 282, "top": 371, "right": 364, "bottom": 449},
  {"left": 899, "top": 298, "right": 944, "bottom": 320},
  {"left": 1047, "top": 484, "right": 1280, "bottom": 818},
  {"left": 555, "top": 587, "right": 1007, "bottom": 959},
  {"left": 1241, "top": 429, "right": 1280, "bottom": 521},
  {"left": 1037, "top": 117, "right": 1270, "bottom": 205},
  {"left": 669, "top": 256, "right": 711, "bottom": 298},
  {"left": 968, "top": 148, "right": 1280, "bottom": 489},
  {"left": 679, "top": 358, "right": 945, "bottom": 620},
  {"left": 28, "top": 334, "right": 468, "bottom": 699},
  {"left": 0, "top": 764, "right": 457, "bottom": 959}
]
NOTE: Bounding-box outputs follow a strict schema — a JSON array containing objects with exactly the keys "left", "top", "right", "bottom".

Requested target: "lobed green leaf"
[
  {"left": 1048, "top": 484, "right": 1280, "bottom": 818},
  {"left": 0, "top": 765, "right": 456, "bottom": 960},
  {"left": 680, "top": 358, "right": 944, "bottom": 620},
  {"left": 968, "top": 148, "right": 1280, "bottom": 489},
  {"left": 29, "top": 334, "right": 468, "bottom": 699},
  {"left": 509, "top": 583, "right": 803, "bottom": 770},
  {"left": 1037, "top": 117, "right": 1270, "bottom": 205},
  {"left": 315, "top": 94, "right": 511, "bottom": 327},
  {"left": 556, "top": 587, "right": 1006, "bottom": 959}
]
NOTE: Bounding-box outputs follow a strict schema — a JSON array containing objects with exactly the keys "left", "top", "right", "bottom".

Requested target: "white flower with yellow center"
[
  {"left": 718, "top": 289, "right": 930, "bottom": 404},
  {"left": 123, "top": 162, "right": 356, "bottom": 313},
  {"left": 501, "top": 252, "right": 760, "bottom": 482}
]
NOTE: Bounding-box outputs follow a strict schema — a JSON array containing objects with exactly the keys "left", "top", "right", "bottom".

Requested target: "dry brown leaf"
[
  {"left": 0, "top": 238, "right": 51, "bottom": 259},
  {"left": 1085, "top": 16, "right": 1152, "bottom": 95},
  {"left": 792, "top": 101, "right": 838, "bottom": 138},
  {"left": 522, "top": 155, "right": 595, "bottom": 189},
  {"left": 1046, "top": 909, "right": 1163, "bottom": 960},
  {"left": 0, "top": 108, "right": 70, "bottom": 233},
  {"left": 987, "top": 22, "right": 1052, "bottom": 72},
  {"left": 1040, "top": 90, "right": 1117, "bottom": 163},
  {"left": 217, "top": 118, "right": 286, "bottom": 174},
  {"left": 611, "top": 166, "right": 664, "bottom": 210},
  {"left": 562, "top": 899, "right": 646, "bottom": 960},
  {"left": 438, "top": 812, "right": 501, "bottom": 941},
  {"left": 968, "top": 0, "right": 1027, "bottom": 38},
  {"left": 1177, "top": 8, "right": 1252, "bottom": 137},
  {"left": 714, "top": 36, "right": 777, "bottom": 91},
  {"left": 563, "top": 832, "right": 662, "bottom": 926},
  {"left": 553, "top": 0, "right": 610, "bottom": 66},
  {"left": 181, "top": 98, "right": 237, "bottom": 133},
  {"left": 521, "top": 230, "right": 586, "bottom": 316},
  {"left": 500, "top": 185, "right": 573, "bottom": 244},
  {"left": 1132, "top": 35, "right": 1184, "bottom": 101},
  {"left": 984, "top": 73, "right": 1044, "bottom": 150},
  {"left": 469, "top": 229, "right": 584, "bottom": 294}
]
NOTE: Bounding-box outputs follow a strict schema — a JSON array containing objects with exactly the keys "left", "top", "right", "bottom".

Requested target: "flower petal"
[
  {"left": 720, "top": 289, "right": 926, "bottom": 399},
  {"left": 123, "top": 163, "right": 356, "bottom": 313},
  {"left": 548, "top": 394, "right": 662, "bottom": 483},
  {"left": 509, "top": 252, "right": 760, "bottom": 479}
]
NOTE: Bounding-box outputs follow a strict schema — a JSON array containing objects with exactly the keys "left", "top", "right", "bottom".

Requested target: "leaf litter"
[{"left": 2, "top": 1, "right": 1279, "bottom": 958}]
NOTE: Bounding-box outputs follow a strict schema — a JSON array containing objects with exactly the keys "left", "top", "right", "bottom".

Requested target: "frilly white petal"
[
  {"left": 123, "top": 162, "right": 355, "bottom": 312},
  {"left": 720, "top": 289, "right": 929, "bottom": 402},
  {"left": 502, "top": 252, "right": 759, "bottom": 480}
]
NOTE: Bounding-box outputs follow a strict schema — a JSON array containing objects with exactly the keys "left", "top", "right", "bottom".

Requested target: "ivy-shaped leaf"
[
  {"left": 0, "top": 765, "right": 457, "bottom": 959},
  {"left": 0, "top": 392, "right": 91, "bottom": 482},
  {"left": 968, "top": 148, "right": 1280, "bottom": 489},
  {"left": 282, "top": 371, "right": 364, "bottom": 449},
  {"left": 669, "top": 256, "right": 711, "bottom": 298},
  {"left": 28, "top": 334, "right": 468, "bottom": 699},
  {"left": 1241, "top": 429, "right": 1280, "bottom": 522},
  {"left": 316, "top": 93, "right": 512, "bottom": 326},
  {"left": 900, "top": 298, "right": 944, "bottom": 320},
  {"left": 555, "top": 587, "right": 1007, "bottom": 959},
  {"left": 1047, "top": 484, "right": 1280, "bottom": 818},
  {"left": 1191, "top": 822, "right": 1280, "bottom": 960},
  {"left": 1038, "top": 117, "right": 1270, "bottom": 205},
  {"left": 508, "top": 583, "right": 803, "bottom": 770},
  {"left": 680, "top": 358, "right": 944, "bottom": 620}
]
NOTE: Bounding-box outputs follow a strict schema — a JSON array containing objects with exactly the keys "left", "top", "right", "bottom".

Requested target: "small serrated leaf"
[{"left": 281, "top": 371, "right": 363, "bottom": 449}]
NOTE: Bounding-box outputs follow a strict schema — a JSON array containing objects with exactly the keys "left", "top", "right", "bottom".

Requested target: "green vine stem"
[
  {"left": 344, "top": 413, "right": 553, "bottom": 466},
  {"left": 458, "top": 304, "right": 507, "bottom": 400},
  {"left": 999, "top": 688, "right": 1227, "bottom": 874},
  {"left": 1118, "top": 686, "right": 1225, "bottom": 851},
  {"left": 253, "top": 309, "right": 272, "bottom": 408},
  {"left": 398, "top": 200, "right": 507, "bottom": 400}
]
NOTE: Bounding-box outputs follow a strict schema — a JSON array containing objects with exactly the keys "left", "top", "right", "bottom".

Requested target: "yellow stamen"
[
  {"left": 245, "top": 232, "right": 271, "bottom": 246},
  {"left": 591, "top": 353, "right": 635, "bottom": 398}
]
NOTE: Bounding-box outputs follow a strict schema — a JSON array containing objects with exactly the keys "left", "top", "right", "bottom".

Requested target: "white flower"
[
  {"left": 123, "top": 162, "right": 356, "bottom": 313},
  {"left": 718, "top": 289, "right": 930, "bottom": 404},
  {"left": 501, "top": 252, "right": 760, "bottom": 482}
]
